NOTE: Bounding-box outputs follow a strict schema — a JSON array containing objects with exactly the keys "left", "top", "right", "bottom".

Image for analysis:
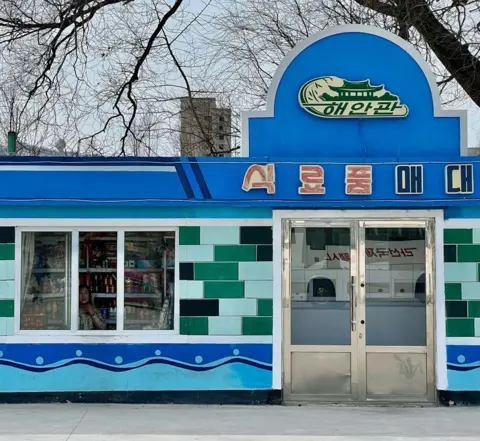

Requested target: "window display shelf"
[
  {"left": 124, "top": 268, "right": 170, "bottom": 273},
  {"left": 28, "top": 293, "right": 66, "bottom": 299},
  {"left": 32, "top": 268, "right": 65, "bottom": 273},
  {"left": 79, "top": 268, "right": 116, "bottom": 273},
  {"left": 93, "top": 293, "right": 116, "bottom": 298}
]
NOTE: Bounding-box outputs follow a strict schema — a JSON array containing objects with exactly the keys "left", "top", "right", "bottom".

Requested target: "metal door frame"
[{"left": 282, "top": 217, "right": 436, "bottom": 404}]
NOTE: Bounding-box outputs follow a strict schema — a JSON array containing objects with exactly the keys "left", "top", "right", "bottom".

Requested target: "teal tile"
[
  {"left": 0, "top": 281, "right": 14, "bottom": 300},
  {"left": 257, "top": 299, "right": 273, "bottom": 316},
  {"left": 239, "top": 262, "right": 273, "bottom": 281},
  {"left": 219, "top": 298, "right": 256, "bottom": 316},
  {"left": 208, "top": 316, "right": 242, "bottom": 335},
  {"left": 458, "top": 245, "right": 480, "bottom": 262},
  {"left": 200, "top": 226, "right": 239, "bottom": 245},
  {"left": 446, "top": 318, "right": 474, "bottom": 337},
  {"left": 179, "top": 245, "right": 214, "bottom": 262},
  {"left": 0, "top": 300, "right": 13, "bottom": 317},
  {"left": 245, "top": 281, "right": 273, "bottom": 298},
  {"left": 444, "top": 229, "right": 472, "bottom": 244},
  {"left": 179, "top": 227, "right": 200, "bottom": 245},
  {"left": 214, "top": 245, "right": 256, "bottom": 262},
  {"left": 194, "top": 262, "right": 238, "bottom": 281},
  {"left": 180, "top": 317, "right": 208, "bottom": 335},
  {"left": 0, "top": 245, "right": 14, "bottom": 261},
  {"left": 461, "top": 282, "right": 480, "bottom": 300},
  {"left": 469, "top": 301, "right": 480, "bottom": 317},
  {"left": 204, "top": 281, "right": 244, "bottom": 298},
  {"left": 446, "top": 283, "right": 462, "bottom": 300},
  {"left": 0, "top": 261, "right": 14, "bottom": 281},
  {"left": 445, "top": 263, "right": 477, "bottom": 282},
  {"left": 242, "top": 317, "right": 273, "bottom": 335},
  {"left": 179, "top": 281, "right": 204, "bottom": 299}
]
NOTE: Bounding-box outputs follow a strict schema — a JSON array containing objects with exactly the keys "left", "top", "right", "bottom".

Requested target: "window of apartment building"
[{"left": 18, "top": 229, "right": 176, "bottom": 333}]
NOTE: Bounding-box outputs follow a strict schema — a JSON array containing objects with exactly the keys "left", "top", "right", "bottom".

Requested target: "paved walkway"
[{"left": 0, "top": 404, "right": 478, "bottom": 440}]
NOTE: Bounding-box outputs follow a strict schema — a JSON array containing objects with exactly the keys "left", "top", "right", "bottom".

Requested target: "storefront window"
[
  {"left": 18, "top": 229, "right": 176, "bottom": 333},
  {"left": 124, "top": 232, "right": 175, "bottom": 330},
  {"left": 79, "top": 232, "right": 117, "bottom": 330},
  {"left": 20, "top": 232, "right": 72, "bottom": 330}
]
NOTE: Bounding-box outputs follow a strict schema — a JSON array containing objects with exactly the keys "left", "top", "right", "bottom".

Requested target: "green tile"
[
  {"left": 214, "top": 245, "right": 256, "bottom": 262},
  {"left": 445, "top": 283, "right": 462, "bottom": 300},
  {"left": 0, "top": 300, "right": 13, "bottom": 317},
  {"left": 204, "top": 281, "right": 244, "bottom": 298},
  {"left": 180, "top": 317, "right": 208, "bottom": 335},
  {"left": 0, "top": 245, "right": 14, "bottom": 261},
  {"left": 458, "top": 245, "right": 480, "bottom": 262},
  {"left": 195, "top": 262, "right": 238, "bottom": 281},
  {"left": 446, "top": 318, "right": 474, "bottom": 337},
  {"left": 469, "top": 301, "right": 480, "bottom": 317},
  {"left": 242, "top": 317, "right": 273, "bottom": 335},
  {"left": 444, "top": 229, "right": 473, "bottom": 245},
  {"left": 257, "top": 299, "right": 273, "bottom": 316},
  {"left": 179, "top": 227, "right": 200, "bottom": 245},
  {"left": 446, "top": 300, "right": 467, "bottom": 317},
  {"left": 444, "top": 245, "right": 457, "bottom": 263}
]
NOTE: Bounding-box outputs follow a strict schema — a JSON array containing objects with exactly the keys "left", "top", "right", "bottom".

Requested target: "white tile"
[
  {"left": 219, "top": 299, "right": 257, "bottom": 316},
  {"left": 200, "top": 226, "right": 239, "bottom": 245},
  {"left": 208, "top": 317, "right": 242, "bottom": 335},
  {"left": 179, "top": 281, "right": 204, "bottom": 299},
  {"left": 245, "top": 281, "right": 273, "bottom": 298},
  {"left": 179, "top": 245, "right": 214, "bottom": 262},
  {"left": 239, "top": 262, "right": 273, "bottom": 281}
]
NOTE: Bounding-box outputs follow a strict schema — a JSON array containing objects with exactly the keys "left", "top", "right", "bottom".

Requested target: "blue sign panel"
[{"left": 0, "top": 25, "right": 471, "bottom": 210}]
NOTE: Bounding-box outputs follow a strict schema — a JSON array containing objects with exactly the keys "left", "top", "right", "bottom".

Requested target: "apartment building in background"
[{"left": 179, "top": 97, "right": 232, "bottom": 156}]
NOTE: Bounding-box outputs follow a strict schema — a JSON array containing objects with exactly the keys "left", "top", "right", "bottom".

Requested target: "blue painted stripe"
[
  {"left": 174, "top": 163, "right": 194, "bottom": 199},
  {"left": 189, "top": 158, "right": 212, "bottom": 199},
  {"left": 180, "top": 158, "right": 204, "bottom": 200},
  {"left": 0, "top": 206, "right": 273, "bottom": 218}
]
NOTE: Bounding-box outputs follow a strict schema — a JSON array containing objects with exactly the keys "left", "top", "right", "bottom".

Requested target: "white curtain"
[{"left": 21, "top": 232, "right": 36, "bottom": 312}]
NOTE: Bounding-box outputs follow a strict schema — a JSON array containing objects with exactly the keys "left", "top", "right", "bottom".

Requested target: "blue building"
[{"left": 0, "top": 25, "right": 477, "bottom": 404}]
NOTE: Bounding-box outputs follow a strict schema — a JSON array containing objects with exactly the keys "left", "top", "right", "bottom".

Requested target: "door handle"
[{"left": 350, "top": 275, "right": 356, "bottom": 332}]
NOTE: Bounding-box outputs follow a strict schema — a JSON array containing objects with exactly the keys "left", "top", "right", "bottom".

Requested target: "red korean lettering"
[
  {"left": 242, "top": 164, "right": 275, "bottom": 194},
  {"left": 366, "top": 248, "right": 378, "bottom": 257},
  {"left": 299, "top": 165, "right": 326, "bottom": 195},
  {"left": 331, "top": 253, "right": 340, "bottom": 261},
  {"left": 376, "top": 247, "right": 389, "bottom": 257},
  {"left": 345, "top": 165, "right": 372, "bottom": 195},
  {"left": 388, "top": 248, "right": 401, "bottom": 257},
  {"left": 402, "top": 248, "right": 416, "bottom": 257},
  {"left": 339, "top": 253, "right": 350, "bottom": 261}
]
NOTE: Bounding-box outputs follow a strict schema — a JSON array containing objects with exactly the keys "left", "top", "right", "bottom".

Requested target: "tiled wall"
[
  {"left": 0, "top": 228, "right": 15, "bottom": 335},
  {"left": 444, "top": 228, "right": 480, "bottom": 337},
  {"left": 179, "top": 225, "right": 273, "bottom": 336}
]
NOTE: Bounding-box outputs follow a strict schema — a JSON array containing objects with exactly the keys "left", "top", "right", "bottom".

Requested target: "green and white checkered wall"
[
  {"left": 179, "top": 226, "right": 273, "bottom": 336},
  {"left": 444, "top": 228, "right": 480, "bottom": 337},
  {"left": 0, "top": 228, "right": 15, "bottom": 335}
]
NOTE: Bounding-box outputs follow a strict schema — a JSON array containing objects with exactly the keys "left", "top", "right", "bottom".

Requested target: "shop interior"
[{"left": 20, "top": 230, "right": 175, "bottom": 331}]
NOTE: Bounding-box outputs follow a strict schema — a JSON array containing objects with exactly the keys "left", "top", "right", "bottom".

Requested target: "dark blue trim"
[
  {"left": 174, "top": 163, "right": 194, "bottom": 199},
  {"left": 0, "top": 356, "right": 271, "bottom": 374},
  {"left": 189, "top": 158, "right": 212, "bottom": 199}
]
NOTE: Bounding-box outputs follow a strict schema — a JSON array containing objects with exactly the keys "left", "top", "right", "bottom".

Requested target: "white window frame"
[{"left": 15, "top": 226, "right": 180, "bottom": 337}]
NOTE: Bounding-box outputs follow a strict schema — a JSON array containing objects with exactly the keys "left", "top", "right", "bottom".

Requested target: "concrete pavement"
[{"left": 0, "top": 404, "right": 477, "bottom": 440}]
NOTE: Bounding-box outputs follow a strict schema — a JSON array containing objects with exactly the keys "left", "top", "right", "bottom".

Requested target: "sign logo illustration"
[{"left": 299, "top": 76, "right": 409, "bottom": 118}]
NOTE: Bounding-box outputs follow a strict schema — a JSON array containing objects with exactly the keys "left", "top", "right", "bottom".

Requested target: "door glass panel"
[
  {"left": 290, "top": 226, "right": 351, "bottom": 345},
  {"left": 364, "top": 227, "right": 426, "bottom": 346}
]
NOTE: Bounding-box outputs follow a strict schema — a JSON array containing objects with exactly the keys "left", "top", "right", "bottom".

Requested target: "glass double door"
[{"left": 283, "top": 219, "right": 435, "bottom": 403}]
